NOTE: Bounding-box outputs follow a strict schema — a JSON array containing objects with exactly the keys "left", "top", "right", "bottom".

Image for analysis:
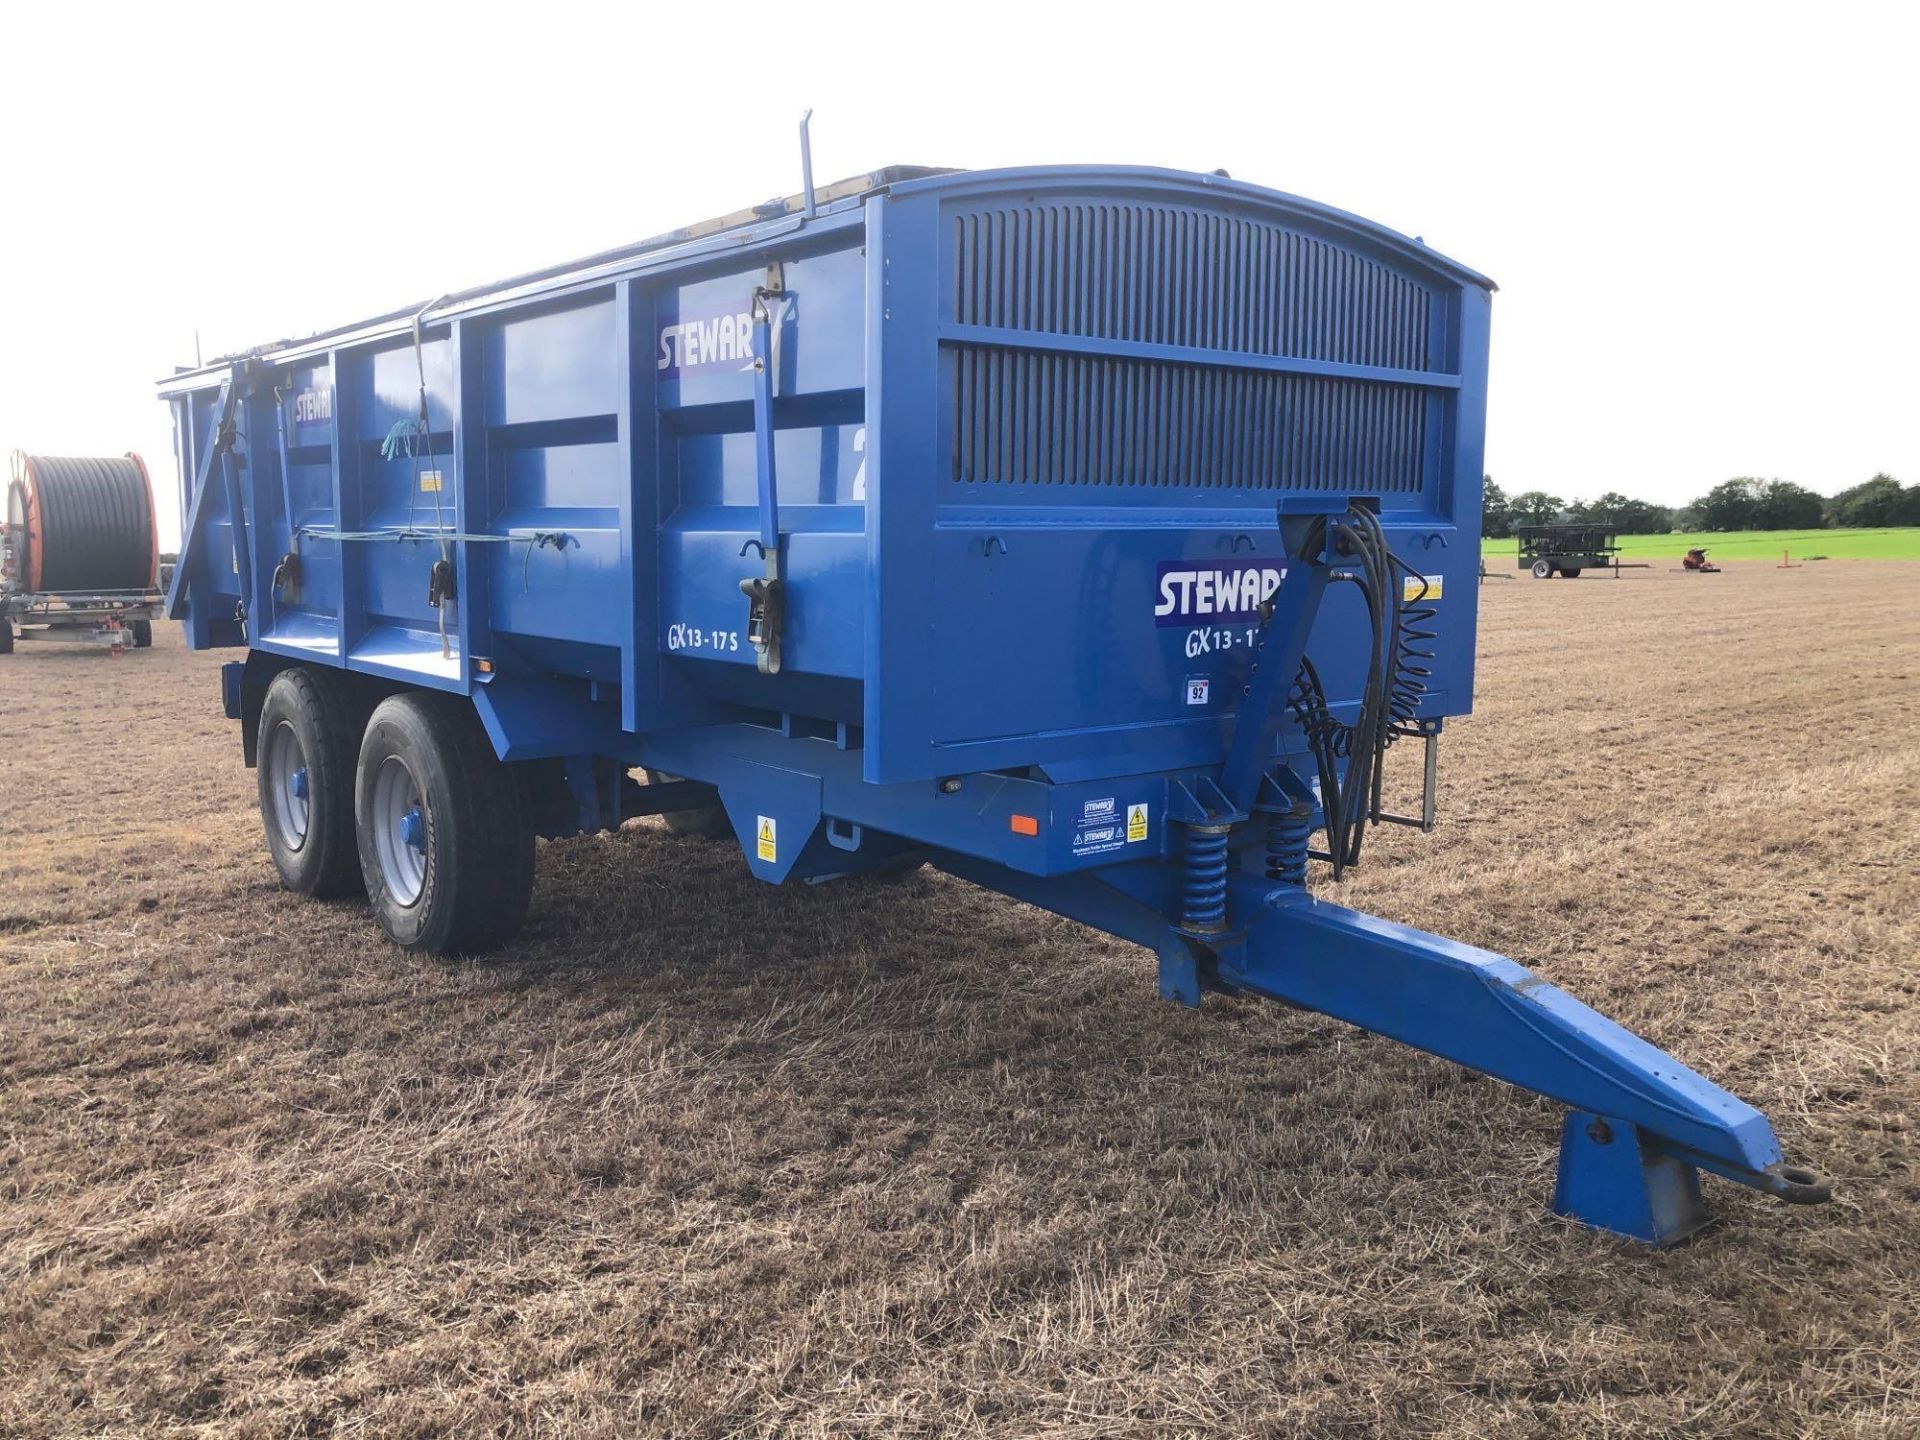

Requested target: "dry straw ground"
[{"left": 1, "top": 562, "right": 1916, "bottom": 1438}]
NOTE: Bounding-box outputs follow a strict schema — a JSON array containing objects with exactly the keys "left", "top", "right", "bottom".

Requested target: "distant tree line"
[{"left": 1481, "top": 473, "right": 1920, "bottom": 538}]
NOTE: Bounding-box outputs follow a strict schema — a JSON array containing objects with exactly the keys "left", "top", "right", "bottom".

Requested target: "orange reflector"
[
  {"left": 1010, "top": 814, "right": 1039, "bottom": 836},
  {"left": 475, "top": 658, "right": 494, "bottom": 673}
]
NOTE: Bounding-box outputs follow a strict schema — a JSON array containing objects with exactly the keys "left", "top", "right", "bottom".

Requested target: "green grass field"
[{"left": 1481, "top": 527, "right": 1920, "bottom": 563}]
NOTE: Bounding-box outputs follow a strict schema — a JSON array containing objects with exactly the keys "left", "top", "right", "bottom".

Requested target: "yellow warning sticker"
[
  {"left": 1127, "top": 803, "right": 1149, "bottom": 844},
  {"left": 756, "top": 815, "right": 777, "bottom": 863},
  {"left": 419, "top": 469, "right": 444, "bottom": 493},
  {"left": 1403, "top": 574, "right": 1443, "bottom": 602}
]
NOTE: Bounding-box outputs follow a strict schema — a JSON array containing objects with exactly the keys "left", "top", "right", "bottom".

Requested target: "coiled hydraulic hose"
[{"left": 1282, "top": 504, "right": 1430, "bottom": 878}]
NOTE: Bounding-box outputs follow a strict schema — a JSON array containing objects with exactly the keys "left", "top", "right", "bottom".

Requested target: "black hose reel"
[{"left": 5, "top": 451, "right": 158, "bottom": 594}]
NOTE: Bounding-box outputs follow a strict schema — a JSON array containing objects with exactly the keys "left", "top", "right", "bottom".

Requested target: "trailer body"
[{"left": 160, "top": 164, "right": 1824, "bottom": 1243}]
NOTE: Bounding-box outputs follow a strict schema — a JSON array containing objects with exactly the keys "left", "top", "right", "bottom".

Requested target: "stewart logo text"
[
  {"left": 656, "top": 301, "right": 764, "bottom": 380},
  {"left": 292, "top": 386, "right": 332, "bottom": 425},
  {"left": 1154, "top": 561, "right": 1286, "bottom": 626}
]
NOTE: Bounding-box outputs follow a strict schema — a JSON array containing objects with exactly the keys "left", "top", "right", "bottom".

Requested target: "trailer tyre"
[
  {"left": 258, "top": 668, "right": 364, "bottom": 898},
  {"left": 644, "top": 769, "right": 731, "bottom": 839},
  {"left": 1561, "top": 568, "right": 1582, "bottom": 579},
  {"left": 356, "top": 693, "right": 534, "bottom": 955},
  {"left": 0, "top": 620, "right": 12, "bottom": 655},
  {"left": 1530, "top": 559, "right": 1553, "bottom": 579},
  {"left": 130, "top": 619, "right": 152, "bottom": 648}
]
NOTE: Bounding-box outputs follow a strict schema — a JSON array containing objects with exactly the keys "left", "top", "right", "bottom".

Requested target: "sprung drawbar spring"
[
  {"left": 1263, "top": 803, "right": 1312, "bottom": 886},
  {"left": 1180, "top": 823, "right": 1232, "bottom": 932}
]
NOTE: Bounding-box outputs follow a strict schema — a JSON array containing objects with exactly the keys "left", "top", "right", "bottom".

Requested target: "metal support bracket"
[
  {"left": 1372, "top": 725, "right": 1440, "bottom": 833},
  {"left": 1553, "top": 1111, "right": 1709, "bottom": 1245}
]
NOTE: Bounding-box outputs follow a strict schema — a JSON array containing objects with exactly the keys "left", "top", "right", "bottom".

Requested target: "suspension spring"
[
  {"left": 1180, "top": 823, "right": 1232, "bottom": 932},
  {"left": 1264, "top": 804, "right": 1312, "bottom": 885}
]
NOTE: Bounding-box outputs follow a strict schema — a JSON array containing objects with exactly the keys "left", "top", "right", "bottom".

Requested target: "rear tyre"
[
  {"left": 644, "top": 768, "right": 731, "bottom": 839},
  {"left": 1530, "top": 559, "right": 1552, "bottom": 579},
  {"left": 130, "top": 618, "right": 153, "bottom": 648},
  {"left": 356, "top": 693, "right": 534, "bottom": 954},
  {"left": 1561, "top": 568, "right": 1582, "bottom": 579},
  {"left": 258, "top": 667, "right": 364, "bottom": 898}
]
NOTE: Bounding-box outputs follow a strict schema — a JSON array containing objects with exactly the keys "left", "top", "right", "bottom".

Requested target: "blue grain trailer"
[{"left": 160, "top": 163, "right": 1825, "bottom": 1243}]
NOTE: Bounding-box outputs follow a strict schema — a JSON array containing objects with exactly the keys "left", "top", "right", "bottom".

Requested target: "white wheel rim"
[
  {"left": 371, "top": 755, "right": 428, "bottom": 907},
  {"left": 264, "top": 721, "right": 310, "bottom": 853}
]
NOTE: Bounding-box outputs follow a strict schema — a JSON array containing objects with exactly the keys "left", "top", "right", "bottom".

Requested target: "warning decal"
[
  {"left": 756, "top": 815, "right": 777, "bottom": 863},
  {"left": 1127, "top": 803, "right": 1149, "bottom": 844},
  {"left": 1403, "top": 573, "right": 1443, "bottom": 602}
]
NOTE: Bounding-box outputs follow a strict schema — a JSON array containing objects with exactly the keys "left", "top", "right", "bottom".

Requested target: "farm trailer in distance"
[
  {"left": 1512, "top": 522, "right": 1650, "bottom": 579},
  {"left": 159, "top": 160, "right": 1826, "bottom": 1245}
]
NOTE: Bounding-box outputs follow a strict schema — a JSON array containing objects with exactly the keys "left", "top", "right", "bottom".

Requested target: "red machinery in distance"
[{"left": 1681, "top": 547, "right": 1721, "bottom": 573}]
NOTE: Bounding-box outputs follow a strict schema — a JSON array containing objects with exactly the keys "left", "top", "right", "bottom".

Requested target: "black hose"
[
  {"left": 1286, "top": 504, "right": 1420, "bottom": 876},
  {"left": 10, "top": 454, "right": 155, "bottom": 592}
]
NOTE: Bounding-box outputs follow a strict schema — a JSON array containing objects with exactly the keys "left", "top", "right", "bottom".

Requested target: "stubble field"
[{"left": 1, "top": 563, "right": 1916, "bottom": 1437}]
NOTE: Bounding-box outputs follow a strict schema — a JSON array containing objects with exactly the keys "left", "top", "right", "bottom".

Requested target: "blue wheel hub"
[{"left": 398, "top": 806, "right": 425, "bottom": 851}]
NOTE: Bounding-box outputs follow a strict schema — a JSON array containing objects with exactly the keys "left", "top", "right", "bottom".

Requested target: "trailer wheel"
[
  {"left": 356, "top": 693, "right": 534, "bottom": 954},
  {"left": 258, "top": 668, "right": 364, "bottom": 898},
  {"left": 1530, "top": 559, "right": 1553, "bottom": 579},
  {"left": 643, "top": 769, "right": 731, "bottom": 838},
  {"left": 1561, "top": 568, "right": 1582, "bottom": 579},
  {"left": 0, "top": 620, "right": 12, "bottom": 655},
  {"left": 130, "top": 619, "right": 153, "bottom": 648}
]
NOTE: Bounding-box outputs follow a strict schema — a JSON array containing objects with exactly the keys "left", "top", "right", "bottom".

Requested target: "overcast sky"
[{"left": 1, "top": 2, "right": 1912, "bottom": 548}]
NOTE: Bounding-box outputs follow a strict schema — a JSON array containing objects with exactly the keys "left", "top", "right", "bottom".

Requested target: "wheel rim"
[
  {"left": 371, "top": 754, "right": 428, "bottom": 907},
  {"left": 264, "top": 721, "right": 310, "bottom": 853}
]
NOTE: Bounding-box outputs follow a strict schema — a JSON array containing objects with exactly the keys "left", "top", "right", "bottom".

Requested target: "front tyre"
[
  {"left": 258, "top": 668, "right": 364, "bottom": 897},
  {"left": 355, "top": 693, "right": 534, "bottom": 954}
]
